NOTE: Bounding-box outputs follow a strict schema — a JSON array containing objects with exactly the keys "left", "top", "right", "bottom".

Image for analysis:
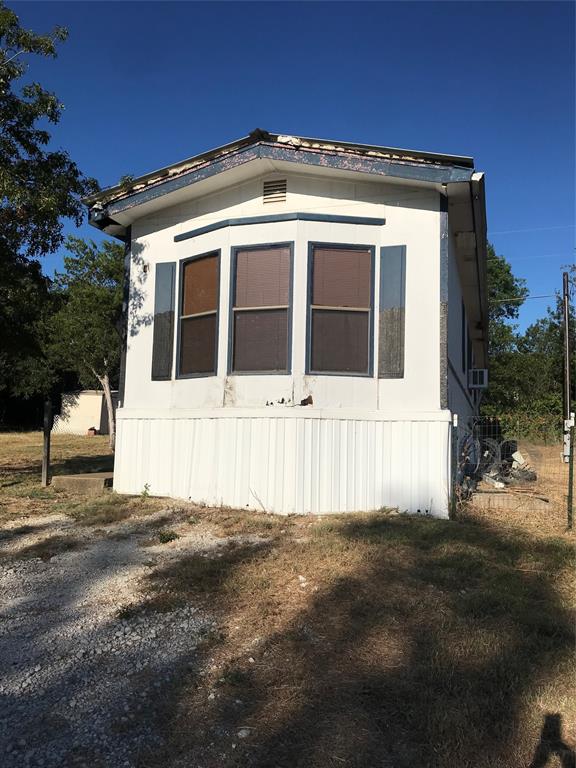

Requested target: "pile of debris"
[
  {"left": 457, "top": 433, "right": 538, "bottom": 495},
  {"left": 481, "top": 443, "right": 537, "bottom": 489}
]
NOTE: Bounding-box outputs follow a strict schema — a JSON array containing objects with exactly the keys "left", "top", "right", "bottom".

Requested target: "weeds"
[{"left": 157, "top": 529, "right": 179, "bottom": 544}]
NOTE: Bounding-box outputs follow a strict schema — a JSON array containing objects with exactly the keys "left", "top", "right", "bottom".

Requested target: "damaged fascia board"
[
  {"left": 86, "top": 131, "right": 476, "bottom": 216},
  {"left": 274, "top": 133, "right": 474, "bottom": 167},
  {"left": 90, "top": 148, "right": 475, "bottom": 232}
]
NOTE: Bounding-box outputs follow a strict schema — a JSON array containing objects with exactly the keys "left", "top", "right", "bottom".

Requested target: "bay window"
[
  {"left": 230, "top": 243, "right": 292, "bottom": 373},
  {"left": 308, "top": 244, "right": 373, "bottom": 375},
  {"left": 178, "top": 251, "right": 219, "bottom": 376}
]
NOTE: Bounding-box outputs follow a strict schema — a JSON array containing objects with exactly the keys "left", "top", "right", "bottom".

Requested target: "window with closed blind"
[
  {"left": 178, "top": 251, "right": 220, "bottom": 376},
  {"left": 230, "top": 243, "right": 293, "bottom": 373},
  {"left": 307, "top": 243, "right": 374, "bottom": 375}
]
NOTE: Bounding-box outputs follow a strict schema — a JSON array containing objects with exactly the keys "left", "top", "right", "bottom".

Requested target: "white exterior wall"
[
  {"left": 116, "top": 171, "right": 452, "bottom": 516},
  {"left": 124, "top": 173, "right": 441, "bottom": 412}
]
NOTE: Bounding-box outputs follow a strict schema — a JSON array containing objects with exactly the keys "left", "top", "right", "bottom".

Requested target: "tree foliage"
[
  {"left": 483, "top": 251, "right": 574, "bottom": 440},
  {"left": 48, "top": 237, "right": 124, "bottom": 448},
  {"left": 48, "top": 237, "right": 124, "bottom": 387},
  {"left": 0, "top": 2, "right": 98, "bottom": 396}
]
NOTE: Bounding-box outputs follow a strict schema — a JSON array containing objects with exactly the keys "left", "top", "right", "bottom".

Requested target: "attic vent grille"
[{"left": 263, "top": 179, "right": 287, "bottom": 203}]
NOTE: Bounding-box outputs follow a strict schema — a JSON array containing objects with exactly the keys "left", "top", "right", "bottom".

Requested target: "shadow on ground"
[{"left": 132, "top": 514, "right": 576, "bottom": 768}]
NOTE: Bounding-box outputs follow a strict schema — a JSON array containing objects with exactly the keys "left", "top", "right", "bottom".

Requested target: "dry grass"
[
  {"left": 0, "top": 432, "right": 112, "bottom": 519},
  {"left": 1, "top": 433, "right": 575, "bottom": 767},
  {"left": 0, "top": 431, "right": 167, "bottom": 525},
  {"left": 464, "top": 442, "right": 575, "bottom": 539},
  {"left": 134, "top": 511, "right": 575, "bottom": 768}
]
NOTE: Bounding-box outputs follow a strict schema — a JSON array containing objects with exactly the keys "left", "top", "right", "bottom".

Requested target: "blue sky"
[{"left": 12, "top": 1, "right": 576, "bottom": 330}]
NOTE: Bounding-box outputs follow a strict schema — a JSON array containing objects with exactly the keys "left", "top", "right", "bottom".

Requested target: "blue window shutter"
[
  {"left": 151, "top": 262, "right": 176, "bottom": 380},
  {"left": 378, "top": 246, "right": 406, "bottom": 378}
]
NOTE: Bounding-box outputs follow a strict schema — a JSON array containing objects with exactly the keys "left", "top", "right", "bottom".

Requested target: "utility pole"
[{"left": 562, "top": 272, "right": 573, "bottom": 464}]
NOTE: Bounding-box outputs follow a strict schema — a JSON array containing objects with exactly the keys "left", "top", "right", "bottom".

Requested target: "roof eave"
[
  {"left": 87, "top": 143, "right": 475, "bottom": 236},
  {"left": 85, "top": 129, "right": 475, "bottom": 211}
]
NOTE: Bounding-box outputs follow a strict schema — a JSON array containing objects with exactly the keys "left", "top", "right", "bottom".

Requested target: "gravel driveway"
[{"left": 0, "top": 509, "right": 232, "bottom": 767}]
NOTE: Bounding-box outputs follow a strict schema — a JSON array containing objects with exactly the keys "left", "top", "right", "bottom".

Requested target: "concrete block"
[
  {"left": 471, "top": 490, "right": 550, "bottom": 513},
  {"left": 52, "top": 472, "right": 113, "bottom": 496}
]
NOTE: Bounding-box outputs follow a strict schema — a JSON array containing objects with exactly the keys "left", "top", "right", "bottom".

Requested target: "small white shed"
[{"left": 52, "top": 390, "right": 118, "bottom": 436}]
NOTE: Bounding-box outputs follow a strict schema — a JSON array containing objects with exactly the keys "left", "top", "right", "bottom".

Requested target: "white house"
[{"left": 86, "top": 130, "right": 487, "bottom": 517}]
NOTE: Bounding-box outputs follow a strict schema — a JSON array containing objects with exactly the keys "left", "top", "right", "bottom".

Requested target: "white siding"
[{"left": 115, "top": 408, "right": 451, "bottom": 517}]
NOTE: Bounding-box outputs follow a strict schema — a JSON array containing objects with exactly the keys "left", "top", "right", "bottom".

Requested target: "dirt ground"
[{"left": 0, "top": 433, "right": 574, "bottom": 768}]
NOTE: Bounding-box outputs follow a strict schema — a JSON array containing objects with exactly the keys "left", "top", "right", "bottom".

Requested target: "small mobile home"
[{"left": 87, "top": 130, "right": 487, "bottom": 517}]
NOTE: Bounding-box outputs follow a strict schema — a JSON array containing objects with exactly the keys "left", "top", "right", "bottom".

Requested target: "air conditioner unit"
[{"left": 468, "top": 368, "right": 488, "bottom": 389}]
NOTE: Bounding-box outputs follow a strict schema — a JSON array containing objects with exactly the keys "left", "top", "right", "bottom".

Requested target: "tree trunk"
[{"left": 99, "top": 373, "right": 116, "bottom": 452}]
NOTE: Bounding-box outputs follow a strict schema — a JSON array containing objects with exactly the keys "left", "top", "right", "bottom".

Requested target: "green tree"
[
  {"left": 520, "top": 265, "right": 576, "bottom": 411},
  {"left": 486, "top": 244, "right": 528, "bottom": 355},
  {"left": 484, "top": 250, "right": 573, "bottom": 440},
  {"left": 0, "top": 2, "right": 97, "bottom": 396},
  {"left": 483, "top": 245, "right": 528, "bottom": 412},
  {"left": 48, "top": 238, "right": 124, "bottom": 450}
]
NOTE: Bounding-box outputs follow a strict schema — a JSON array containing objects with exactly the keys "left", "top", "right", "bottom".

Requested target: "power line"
[
  {"left": 489, "top": 224, "right": 576, "bottom": 235},
  {"left": 486, "top": 253, "right": 574, "bottom": 262},
  {"left": 489, "top": 294, "right": 556, "bottom": 304}
]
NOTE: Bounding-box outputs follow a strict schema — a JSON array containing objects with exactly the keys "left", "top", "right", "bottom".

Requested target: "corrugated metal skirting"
[{"left": 114, "top": 414, "right": 451, "bottom": 517}]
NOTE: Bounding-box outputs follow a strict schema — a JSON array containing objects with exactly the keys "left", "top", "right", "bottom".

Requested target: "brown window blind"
[
  {"left": 235, "top": 247, "right": 290, "bottom": 308},
  {"left": 179, "top": 253, "right": 219, "bottom": 376},
  {"left": 233, "top": 310, "right": 288, "bottom": 372},
  {"left": 182, "top": 255, "right": 218, "bottom": 316},
  {"left": 180, "top": 315, "right": 217, "bottom": 374},
  {"left": 309, "top": 245, "right": 372, "bottom": 375},
  {"left": 311, "top": 310, "right": 369, "bottom": 373},
  {"left": 312, "top": 247, "right": 371, "bottom": 307},
  {"left": 231, "top": 245, "right": 291, "bottom": 373}
]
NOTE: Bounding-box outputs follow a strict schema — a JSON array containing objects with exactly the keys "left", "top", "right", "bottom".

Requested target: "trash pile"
[
  {"left": 457, "top": 434, "right": 538, "bottom": 494},
  {"left": 480, "top": 441, "right": 537, "bottom": 489}
]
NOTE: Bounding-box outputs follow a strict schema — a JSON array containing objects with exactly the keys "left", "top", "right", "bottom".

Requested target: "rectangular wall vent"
[
  {"left": 263, "top": 179, "right": 287, "bottom": 203},
  {"left": 468, "top": 368, "right": 489, "bottom": 389}
]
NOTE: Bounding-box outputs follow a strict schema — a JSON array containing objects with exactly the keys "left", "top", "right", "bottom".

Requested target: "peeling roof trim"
[
  {"left": 88, "top": 143, "right": 474, "bottom": 234},
  {"left": 85, "top": 129, "right": 475, "bottom": 213}
]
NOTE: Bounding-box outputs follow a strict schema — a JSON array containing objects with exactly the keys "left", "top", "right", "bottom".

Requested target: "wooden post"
[
  {"left": 41, "top": 398, "right": 53, "bottom": 487},
  {"left": 568, "top": 423, "right": 574, "bottom": 530},
  {"left": 562, "top": 272, "right": 572, "bottom": 463}
]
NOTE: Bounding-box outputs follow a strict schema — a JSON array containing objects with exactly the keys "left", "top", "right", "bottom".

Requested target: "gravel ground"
[{"left": 0, "top": 510, "right": 234, "bottom": 767}]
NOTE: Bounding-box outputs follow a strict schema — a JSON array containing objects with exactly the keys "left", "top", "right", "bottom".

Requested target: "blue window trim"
[
  {"left": 227, "top": 242, "right": 295, "bottom": 376},
  {"left": 306, "top": 241, "right": 376, "bottom": 378},
  {"left": 176, "top": 249, "right": 221, "bottom": 380},
  {"left": 174, "top": 212, "right": 386, "bottom": 243}
]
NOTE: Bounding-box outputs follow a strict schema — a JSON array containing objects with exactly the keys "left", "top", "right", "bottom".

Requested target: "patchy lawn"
[{"left": 0, "top": 432, "right": 574, "bottom": 768}]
